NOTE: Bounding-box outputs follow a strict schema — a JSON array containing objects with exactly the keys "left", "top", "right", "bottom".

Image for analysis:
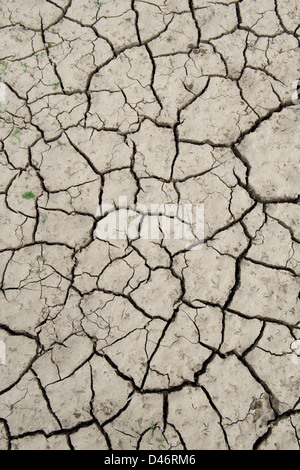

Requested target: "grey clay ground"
[{"left": 0, "top": 0, "right": 299, "bottom": 450}]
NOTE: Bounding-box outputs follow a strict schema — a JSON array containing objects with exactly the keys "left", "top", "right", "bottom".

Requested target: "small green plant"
[
  {"left": 95, "top": 0, "right": 102, "bottom": 8},
  {"left": 52, "top": 82, "right": 60, "bottom": 90},
  {"left": 224, "top": 129, "right": 231, "bottom": 138},
  {"left": 167, "top": 35, "right": 173, "bottom": 42},
  {"left": 131, "top": 418, "right": 167, "bottom": 450},
  {"left": 131, "top": 427, "right": 141, "bottom": 437},
  {"left": 156, "top": 437, "right": 166, "bottom": 450},
  {"left": 67, "top": 190, "right": 80, "bottom": 208},
  {"left": 0, "top": 61, "right": 8, "bottom": 76},
  {"left": 35, "top": 52, "right": 45, "bottom": 60},
  {"left": 42, "top": 215, "right": 48, "bottom": 224},
  {"left": 22, "top": 191, "right": 36, "bottom": 200},
  {"left": 33, "top": 254, "right": 47, "bottom": 276},
  {"left": 58, "top": 140, "right": 66, "bottom": 146},
  {"left": 21, "top": 62, "right": 29, "bottom": 73},
  {"left": 11, "top": 127, "right": 21, "bottom": 144}
]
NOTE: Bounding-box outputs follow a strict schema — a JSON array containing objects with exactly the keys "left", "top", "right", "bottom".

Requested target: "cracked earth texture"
[{"left": 0, "top": 0, "right": 299, "bottom": 452}]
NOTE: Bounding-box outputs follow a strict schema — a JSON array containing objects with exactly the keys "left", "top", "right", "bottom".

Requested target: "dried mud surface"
[{"left": 0, "top": 0, "right": 299, "bottom": 451}]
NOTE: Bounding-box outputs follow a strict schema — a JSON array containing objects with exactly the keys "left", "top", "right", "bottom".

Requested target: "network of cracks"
[{"left": 0, "top": 0, "right": 299, "bottom": 450}]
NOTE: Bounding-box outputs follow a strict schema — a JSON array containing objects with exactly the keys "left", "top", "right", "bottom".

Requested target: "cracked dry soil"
[{"left": 0, "top": 0, "right": 299, "bottom": 451}]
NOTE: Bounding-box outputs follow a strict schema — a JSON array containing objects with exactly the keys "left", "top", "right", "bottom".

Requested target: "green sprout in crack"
[
  {"left": 156, "top": 437, "right": 166, "bottom": 450},
  {"left": 0, "top": 60, "right": 9, "bottom": 76},
  {"left": 34, "top": 254, "right": 47, "bottom": 276},
  {"left": 94, "top": 0, "right": 102, "bottom": 9},
  {"left": 12, "top": 127, "right": 21, "bottom": 144},
  {"left": 11, "top": 130, "right": 20, "bottom": 144},
  {"left": 35, "top": 52, "right": 45, "bottom": 60},
  {"left": 67, "top": 190, "right": 80, "bottom": 208},
  {"left": 131, "top": 419, "right": 167, "bottom": 450},
  {"left": 21, "top": 62, "right": 29, "bottom": 73},
  {"left": 22, "top": 191, "right": 36, "bottom": 200},
  {"left": 0, "top": 61, "right": 8, "bottom": 74},
  {"left": 131, "top": 427, "right": 141, "bottom": 437}
]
